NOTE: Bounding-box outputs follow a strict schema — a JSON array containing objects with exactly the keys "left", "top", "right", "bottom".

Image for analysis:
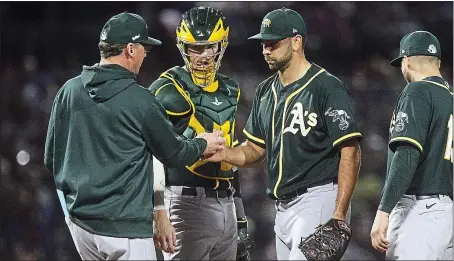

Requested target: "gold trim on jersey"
[
  {"left": 271, "top": 82, "right": 278, "bottom": 145},
  {"left": 389, "top": 137, "right": 423, "bottom": 152},
  {"left": 333, "top": 132, "right": 362, "bottom": 147},
  {"left": 243, "top": 129, "right": 265, "bottom": 144},
  {"left": 421, "top": 80, "right": 453, "bottom": 95},
  {"left": 274, "top": 68, "right": 326, "bottom": 199}
]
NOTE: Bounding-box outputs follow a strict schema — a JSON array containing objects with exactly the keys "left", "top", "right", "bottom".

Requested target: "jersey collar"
[{"left": 423, "top": 76, "right": 449, "bottom": 86}]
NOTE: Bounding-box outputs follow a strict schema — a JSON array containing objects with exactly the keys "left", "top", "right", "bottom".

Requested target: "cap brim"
[
  {"left": 141, "top": 37, "right": 162, "bottom": 46},
  {"left": 248, "top": 33, "right": 287, "bottom": 41},
  {"left": 390, "top": 56, "right": 403, "bottom": 67}
]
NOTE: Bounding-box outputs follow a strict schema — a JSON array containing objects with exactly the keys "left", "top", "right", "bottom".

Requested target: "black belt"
[
  {"left": 280, "top": 178, "right": 338, "bottom": 200},
  {"left": 181, "top": 187, "right": 233, "bottom": 198},
  {"left": 408, "top": 194, "right": 453, "bottom": 200}
]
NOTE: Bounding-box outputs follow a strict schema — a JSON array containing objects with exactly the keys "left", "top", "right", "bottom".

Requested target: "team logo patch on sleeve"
[
  {"left": 325, "top": 107, "right": 351, "bottom": 130},
  {"left": 395, "top": 111, "right": 408, "bottom": 132}
]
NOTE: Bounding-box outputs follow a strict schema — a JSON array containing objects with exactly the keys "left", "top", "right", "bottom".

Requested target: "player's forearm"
[
  {"left": 153, "top": 156, "right": 166, "bottom": 211},
  {"left": 334, "top": 140, "right": 361, "bottom": 220},
  {"left": 378, "top": 145, "right": 420, "bottom": 213},
  {"left": 224, "top": 141, "right": 265, "bottom": 168}
]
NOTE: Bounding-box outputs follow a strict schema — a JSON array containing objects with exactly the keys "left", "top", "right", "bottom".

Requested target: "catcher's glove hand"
[
  {"left": 298, "top": 218, "right": 352, "bottom": 261},
  {"left": 237, "top": 227, "right": 254, "bottom": 261}
]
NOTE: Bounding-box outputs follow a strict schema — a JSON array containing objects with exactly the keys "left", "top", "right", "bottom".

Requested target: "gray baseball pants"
[
  {"left": 65, "top": 217, "right": 157, "bottom": 260},
  {"left": 163, "top": 185, "right": 237, "bottom": 260},
  {"left": 386, "top": 194, "right": 453, "bottom": 260},
  {"left": 274, "top": 182, "right": 351, "bottom": 260}
]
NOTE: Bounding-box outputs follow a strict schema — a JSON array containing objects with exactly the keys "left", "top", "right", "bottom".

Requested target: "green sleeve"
[
  {"left": 142, "top": 94, "right": 206, "bottom": 167},
  {"left": 389, "top": 93, "right": 431, "bottom": 152},
  {"left": 322, "top": 86, "right": 362, "bottom": 147},
  {"left": 378, "top": 145, "right": 421, "bottom": 213},
  {"left": 243, "top": 90, "right": 266, "bottom": 148},
  {"left": 44, "top": 95, "right": 58, "bottom": 173}
]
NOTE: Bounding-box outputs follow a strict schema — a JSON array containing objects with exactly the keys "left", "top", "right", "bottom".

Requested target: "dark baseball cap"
[
  {"left": 100, "top": 12, "right": 162, "bottom": 46},
  {"left": 248, "top": 7, "right": 307, "bottom": 41},
  {"left": 390, "top": 30, "right": 441, "bottom": 67}
]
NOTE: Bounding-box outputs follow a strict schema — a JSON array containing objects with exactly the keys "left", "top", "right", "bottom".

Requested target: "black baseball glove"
[
  {"left": 298, "top": 218, "right": 352, "bottom": 261},
  {"left": 237, "top": 220, "right": 254, "bottom": 261}
]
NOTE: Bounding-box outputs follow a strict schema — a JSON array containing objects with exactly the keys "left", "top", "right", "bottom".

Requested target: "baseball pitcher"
[{"left": 206, "top": 8, "right": 362, "bottom": 260}]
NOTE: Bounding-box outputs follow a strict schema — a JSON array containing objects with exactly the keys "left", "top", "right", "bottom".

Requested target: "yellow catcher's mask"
[{"left": 176, "top": 6, "right": 229, "bottom": 88}]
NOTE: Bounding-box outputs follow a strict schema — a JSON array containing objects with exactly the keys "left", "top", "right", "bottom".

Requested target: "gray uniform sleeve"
[{"left": 143, "top": 95, "right": 207, "bottom": 167}]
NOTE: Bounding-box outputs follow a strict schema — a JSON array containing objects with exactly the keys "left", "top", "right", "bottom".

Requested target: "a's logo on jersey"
[
  {"left": 262, "top": 19, "right": 271, "bottom": 27},
  {"left": 325, "top": 107, "right": 351, "bottom": 130},
  {"left": 428, "top": 44, "right": 437, "bottom": 54},
  {"left": 211, "top": 97, "right": 223, "bottom": 106},
  {"left": 283, "top": 102, "right": 318, "bottom": 136},
  {"left": 394, "top": 111, "right": 408, "bottom": 132}
]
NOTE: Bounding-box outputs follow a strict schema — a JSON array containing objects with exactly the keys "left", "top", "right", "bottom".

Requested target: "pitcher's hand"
[{"left": 197, "top": 130, "right": 225, "bottom": 156}]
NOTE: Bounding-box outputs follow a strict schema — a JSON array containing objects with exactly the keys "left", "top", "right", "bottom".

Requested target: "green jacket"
[{"left": 44, "top": 64, "right": 206, "bottom": 238}]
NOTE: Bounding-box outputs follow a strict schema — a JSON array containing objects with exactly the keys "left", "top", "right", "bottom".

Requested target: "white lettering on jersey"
[{"left": 283, "top": 102, "right": 318, "bottom": 136}]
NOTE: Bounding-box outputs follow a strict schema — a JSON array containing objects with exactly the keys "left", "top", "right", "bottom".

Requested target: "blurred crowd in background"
[{"left": 0, "top": 1, "right": 452, "bottom": 260}]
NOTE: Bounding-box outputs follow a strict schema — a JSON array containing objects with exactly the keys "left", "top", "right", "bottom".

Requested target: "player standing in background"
[
  {"left": 149, "top": 6, "right": 253, "bottom": 260},
  {"left": 371, "top": 30, "right": 453, "bottom": 260},
  {"left": 206, "top": 7, "right": 362, "bottom": 260}
]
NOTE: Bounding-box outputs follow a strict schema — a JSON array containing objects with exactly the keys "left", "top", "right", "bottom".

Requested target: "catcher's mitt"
[{"left": 298, "top": 218, "right": 352, "bottom": 261}]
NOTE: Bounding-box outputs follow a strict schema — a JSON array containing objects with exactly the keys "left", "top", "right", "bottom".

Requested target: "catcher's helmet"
[{"left": 176, "top": 6, "right": 229, "bottom": 88}]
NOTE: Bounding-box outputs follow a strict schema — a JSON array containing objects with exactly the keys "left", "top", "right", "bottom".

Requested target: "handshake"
[{"left": 196, "top": 130, "right": 227, "bottom": 161}]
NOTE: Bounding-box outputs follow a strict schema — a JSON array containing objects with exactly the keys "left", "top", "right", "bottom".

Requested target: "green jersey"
[
  {"left": 150, "top": 66, "right": 240, "bottom": 189},
  {"left": 387, "top": 76, "right": 453, "bottom": 196},
  {"left": 244, "top": 63, "right": 362, "bottom": 199}
]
